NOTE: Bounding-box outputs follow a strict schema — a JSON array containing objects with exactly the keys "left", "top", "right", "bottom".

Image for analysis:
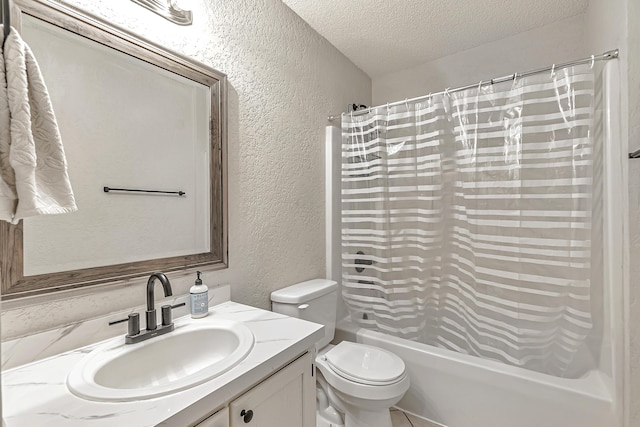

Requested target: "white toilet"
[{"left": 271, "top": 279, "right": 410, "bottom": 427}]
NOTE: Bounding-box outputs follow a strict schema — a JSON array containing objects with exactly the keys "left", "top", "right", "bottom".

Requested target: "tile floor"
[
  {"left": 316, "top": 408, "right": 445, "bottom": 427},
  {"left": 390, "top": 408, "right": 445, "bottom": 427}
]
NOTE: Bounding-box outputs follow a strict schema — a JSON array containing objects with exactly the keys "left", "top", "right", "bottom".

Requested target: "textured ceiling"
[{"left": 281, "top": 0, "right": 590, "bottom": 77}]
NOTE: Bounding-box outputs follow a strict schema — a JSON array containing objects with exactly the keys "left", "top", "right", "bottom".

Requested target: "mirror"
[{"left": 1, "top": 0, "right": 227, "bottom": 299}]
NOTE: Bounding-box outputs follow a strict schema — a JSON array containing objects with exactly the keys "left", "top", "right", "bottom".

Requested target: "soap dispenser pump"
[{"left": 190, "top": 271, "right": 209, "bottom": 318}]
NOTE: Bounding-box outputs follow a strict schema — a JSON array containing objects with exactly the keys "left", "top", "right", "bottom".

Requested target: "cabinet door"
[
  {"left": 229, "top": 352, "right": 315, "bottom": 427},
  {"left": 195, "top": 407, "right": 229, "bottom": 427}
]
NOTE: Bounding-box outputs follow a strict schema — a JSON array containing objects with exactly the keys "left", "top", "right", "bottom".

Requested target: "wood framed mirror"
[{"left": 1, "top": 0, "right": 227, "bottom": 300}]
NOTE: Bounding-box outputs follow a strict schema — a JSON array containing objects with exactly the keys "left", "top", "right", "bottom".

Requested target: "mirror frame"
[{"left": 0, "top": 0, "right": 228, "bottom": 300}]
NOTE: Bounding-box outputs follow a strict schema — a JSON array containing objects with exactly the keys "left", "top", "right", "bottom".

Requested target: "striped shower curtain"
[{"left": 341, "top": 64, "right": 595, "bottom": 376}]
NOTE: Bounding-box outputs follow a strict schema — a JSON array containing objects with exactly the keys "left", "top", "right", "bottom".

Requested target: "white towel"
[
  {"left": 0, "top": 25, "right": 77, "bottom": 224},
  {"left": 0, "top": 26, "right": 16, "bottom": 221}
]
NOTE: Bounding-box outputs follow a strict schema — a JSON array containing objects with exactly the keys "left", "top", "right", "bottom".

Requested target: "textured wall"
[
  {"left": 372, "top": 15, "right": 586, "bottom": 105},
  {"left": 0, "top": 0, "right": 370, "bottom": 339}
]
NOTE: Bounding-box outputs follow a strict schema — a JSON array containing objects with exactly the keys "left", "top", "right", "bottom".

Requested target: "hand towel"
[
  {"left": 0, "top": 25, "right": 77, "bottom": 224},
  {"left": 0, "top": 26, "right": 17, "bottom": 221}
]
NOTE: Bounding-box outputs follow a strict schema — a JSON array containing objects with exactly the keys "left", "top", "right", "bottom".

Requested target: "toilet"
[{"left": 271, "top": 279, "right": 409, "bottom": 427}]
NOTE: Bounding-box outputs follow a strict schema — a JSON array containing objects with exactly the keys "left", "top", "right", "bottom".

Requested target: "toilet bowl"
[
  {"left": 270, "top": 279, "right": 410, "bottom": 427},
  {"left": 316, "top": 342, "right": 410, "bottom": 427}
]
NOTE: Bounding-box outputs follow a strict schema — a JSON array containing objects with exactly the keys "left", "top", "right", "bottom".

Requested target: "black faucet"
[
  {"left": 145, "top": 272, "right": 173, "bottom": 331},
  {"left": 122, "top": 272, "right": 176, "bottom": 344}
]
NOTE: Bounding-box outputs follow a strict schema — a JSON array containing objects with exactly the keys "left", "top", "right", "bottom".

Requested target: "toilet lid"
[{"left": 324, "top": 342, "right": 406, "bottom": 386}]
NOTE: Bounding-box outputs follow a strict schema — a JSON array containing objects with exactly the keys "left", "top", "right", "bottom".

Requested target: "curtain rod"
[{"left": 327, "top": 49, "right": 619, "bottom": 122}]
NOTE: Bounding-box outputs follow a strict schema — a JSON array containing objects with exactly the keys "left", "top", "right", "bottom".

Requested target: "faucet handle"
[
  {"left": 127, "top": 313, "right": 140, "bottom": 336},
  {"left": 161, "top": 304, "right": 173, "bottom": 326}
]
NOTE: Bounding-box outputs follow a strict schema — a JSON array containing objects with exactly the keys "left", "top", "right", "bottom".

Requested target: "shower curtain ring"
[{"left": 590, "top": 55, "right": 595, "bottom": 69}]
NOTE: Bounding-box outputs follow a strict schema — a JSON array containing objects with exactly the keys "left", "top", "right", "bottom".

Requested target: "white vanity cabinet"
[
  {"left": 196, "top": 352, "right": 315, "bottom": 427},
  {"left": 229, "top": 352, "right": 315, "bottom": 427}
]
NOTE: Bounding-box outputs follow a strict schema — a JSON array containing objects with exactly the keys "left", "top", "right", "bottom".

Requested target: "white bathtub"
[{"left": 335, "top": 317, "right": 616, "bottom": 427}]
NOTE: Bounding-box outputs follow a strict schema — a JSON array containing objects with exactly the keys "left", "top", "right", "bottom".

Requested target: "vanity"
[{"left": 1, "top": 285, "right": 323, "bottom": 426}]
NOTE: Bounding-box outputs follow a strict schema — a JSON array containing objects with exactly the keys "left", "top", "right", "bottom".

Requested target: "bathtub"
[{"left": 335, "top": 317, "right": 616, "bottom": 427}]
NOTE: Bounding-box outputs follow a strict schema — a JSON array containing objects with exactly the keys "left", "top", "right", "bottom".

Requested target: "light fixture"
[{"left": 130, "top": 0, "right": 193, "bottom": 26}]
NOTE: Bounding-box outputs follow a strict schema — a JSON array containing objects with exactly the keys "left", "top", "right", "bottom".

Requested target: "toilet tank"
[{"left": 271, "top": 279, "right": 338, "bottom": 350}]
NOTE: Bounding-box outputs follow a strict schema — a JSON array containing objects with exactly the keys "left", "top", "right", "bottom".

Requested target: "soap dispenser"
[{"left": 190, "top": 271, "right": 209, "bottom": 318}]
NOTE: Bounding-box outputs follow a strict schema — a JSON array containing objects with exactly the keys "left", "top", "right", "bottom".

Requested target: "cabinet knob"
[{"left": 240, "top": 409, "right": 253, "bottom": 423}]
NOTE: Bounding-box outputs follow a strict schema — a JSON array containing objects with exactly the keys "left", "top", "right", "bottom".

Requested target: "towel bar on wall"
[{"left": 103, "top": 186, "right": 186, "bottom": 196}]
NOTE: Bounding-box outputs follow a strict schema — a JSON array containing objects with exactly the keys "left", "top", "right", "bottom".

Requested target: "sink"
[{"left": 67, "top": 318, "right": 254, "bottom": 402}]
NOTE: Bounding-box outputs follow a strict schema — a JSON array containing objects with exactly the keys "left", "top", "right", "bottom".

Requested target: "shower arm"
[{"left": 327, "top": 49, "right": 619, "bottom": 122}]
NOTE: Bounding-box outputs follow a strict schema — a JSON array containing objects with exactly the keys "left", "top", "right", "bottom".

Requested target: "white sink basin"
[{"left": 67, "top": 318, "right": 254, "bottom": 402}]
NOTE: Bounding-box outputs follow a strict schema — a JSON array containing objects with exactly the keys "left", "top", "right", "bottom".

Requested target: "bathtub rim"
[{"left": 334, "top": 315, "right": 615, "bottom": 404}]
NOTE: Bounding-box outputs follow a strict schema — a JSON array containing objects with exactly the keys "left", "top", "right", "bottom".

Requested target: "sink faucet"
[
  {"left": 119, "top": 272, "right": 176, "bottom": 344},
  {"left": 146, "top": 272, "right": 173, "bottom": 331}
]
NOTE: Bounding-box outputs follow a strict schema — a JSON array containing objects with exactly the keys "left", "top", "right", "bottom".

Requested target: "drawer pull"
[{"left": 240, "top": 409, "right": 253, "bottom": 423}]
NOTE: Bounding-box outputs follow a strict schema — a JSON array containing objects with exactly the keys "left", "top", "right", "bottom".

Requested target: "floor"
[
  {"left": 390, "top": 408, "right": 445, "bottom": 427},
  {"left": 317, "top": 408, "right": 444, "bottom": 427}
]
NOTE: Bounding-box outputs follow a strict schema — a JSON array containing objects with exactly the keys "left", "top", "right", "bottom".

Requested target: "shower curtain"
[{"left": 341, "top": 64, "right": 595, "bottom": 376}]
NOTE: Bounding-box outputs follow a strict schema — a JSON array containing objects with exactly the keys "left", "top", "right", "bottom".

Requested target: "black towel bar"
[{"left": 103, "top": 186, "right": 186, "bottom": 196}]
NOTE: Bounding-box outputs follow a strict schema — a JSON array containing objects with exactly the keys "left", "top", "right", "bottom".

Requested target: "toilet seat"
[
  {"left": 315, "top": 343, "right": 409, "bottom": 402},
  {"left": 324, "top": 342, "right": 406, "bottom": 386}
]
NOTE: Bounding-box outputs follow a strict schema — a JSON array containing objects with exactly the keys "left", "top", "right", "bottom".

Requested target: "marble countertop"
[{"left": 2, "top": 301, "right": 323, "bottom": 427}]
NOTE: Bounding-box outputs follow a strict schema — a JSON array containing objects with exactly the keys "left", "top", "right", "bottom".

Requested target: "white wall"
[
  {"left": 372, "top": 14, "right": 586, "bottom": 105},
  {"left": 0, "top": 0, "right": 370, "bottom": 340}
]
